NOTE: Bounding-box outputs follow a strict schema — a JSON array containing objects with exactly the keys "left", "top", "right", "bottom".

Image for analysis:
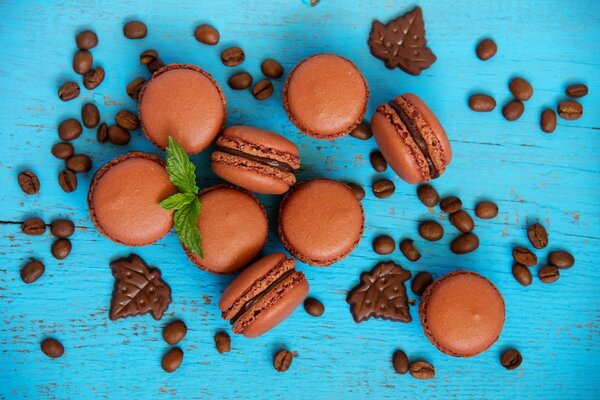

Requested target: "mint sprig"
[{"left": 160, "top": 137, "right": 203, "bottom": 258}]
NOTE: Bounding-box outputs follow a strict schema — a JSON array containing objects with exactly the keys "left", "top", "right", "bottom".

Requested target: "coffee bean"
[
  {"left": 502, "top": 100, "right": 525, "bottom": 121},
  {"left": 214, "top": 331, "right": 231, "bottom": 353},
  {"left": 147, "top": 58, "right": 165, "bottom": 73},
  {"left": 50, "top": 219, "right": 74, "bottom": 238},
  {"left": 20, "top": 259, "right": 45, "bottom": 284},
  {"left": 58, "top": 170, "right": 77, "bottom": 193},
  {"left": 58, "top": 119, "right": 83, "bottom": 141},
  {"left": 512, "top": 263, "right": 532, "bottom": 286},
  {"left": 76, "top": 30, "right": 98, "bottom": 50},
  {"left": 123, "top": 20, "right": 147, "bottom": 39},
  {"left": 476, "top": 38, "right": 497, "bottom": 61},
  {"left": 51, "top": 238, "right": 72, "bottom": 260},
  {"left": 73, "top": 50, "right": 93, "bottom": 75},
  {"left": 273, "top": 349, "right": 293, "bottom": 372},
  {"left": 115, "top": 110, "right": 139, "bottom": 130},
  {"left": 194, "top": 24, "right": 220, "bottom": 45},
  {"left": 84, "top": 66, "right": 105, "bottom": 90},
  {"left": 346, "top": 182, "right": 365, "bottom": 201},
  {"left": 416, "top": 184, "right": 439, "bottom": 207},
  {"left": 161, "top": 347, "right": 183, "bottom": 373},
  {"left": 509, "top": 77, "right": 533, "bottom": 101},
  {"left": 303, "top": 297, "right": 325, "bottom": 317},
  {"left": 66, "top": 154, "right": 92, "bottom": 173},
  {"left": 51, "top": 142, "right": 74, "bottom": 160},
  {"left": 548, "top": 250, "right": 575, "bottom": 269},
  {"left": 139, "top": 49, "right": 158, "bottom": 65},
  {"left": 227, "top": 72, "right": 253, "bottom": 90},
  {"left": 475, "top": 201, "right": 498, "bottom": 219},
  {"left": 512, "top": 247, "right": 537, "bottom": 266},
  {"left": 540, "top": 109, "right": 557, "bottom": 133},
  {"left": 373, "top": 235, "right": 395, "bottom": 255},
  {"left": 450, "top": 232, "right": 479, "bottom": 254},
  {"left": 310, "top": 0, "right": 320, "bottom": 5},
  {"left": 392, "top": 350, "right": 409, "bottom": 374},
  {"left": 565, "top": 84, "right": 588, "bottom": 99},
  {"left": 221, "top": 47, "right": 245, "bottom": 67},
  {"left": 22, "top": 218, "right": 46, "bottom": 235},
  {"left": 418, "top": 221, "right": 443, "bottom": 242},
  {"left": 126, "top": 77, "right": 146, "bottom": 99},
  {"left": 373, "top": 179, "right": 395, "bottom": 199},
  {"left": 252, "top": 79, "right": 273, "bottom": 100},
  {"left": 557, "top": 100, "right": 583, "bottom": 120},
  {"left": 440, "top": 196, "right": 462, "bottom": 213},
  {"left": 108, "top": 125, "right": 131, "bottom": 146},
  {"left": 58, "top": 81, "right": 80, "bottom": 101},
  {"left": 349, "top": 122, "right": 372, "bottom": 140},
  {"left": 538, "top": 265, "right": 559, "bottom": 284},
  {"left": 400, "top": 239, "right": 421, "bottom": 262},
  {"left": 411, "top": 271, "right": 433, "bottom": 296},
  {"left": 18, "top": 171, "right": 40, "bottom": 195},
  {"left": 163, "top": 320, "right": 187, "bottom": 345},
  {"left": 449, "top": 210, "right": 474, "bottom": 233},
  {"left": 40, "top": 338, "right": 64, "bottom": 359},
  {"left": 81, "top": 103, "right": 100, "bottom": 128},
  {"left": 527, "top": 223, "right": 548, "bottom": 249},
  {"left": 369, "top": 151, "right": 387, "bottom": 172},
  {"left": 261, "top": 59, "right": 284, "bottom": 79},
  {"left": 500, "top": 349, "right": 523, "bottom": 370},
  {"left": 409, "top": 360, "right": 435, "bottom": 380},
  {"left": 468, "top": 94, "right": 496, "bottom": 112},
  {"left": 96, "top": 122, "right": 108, "bottom": 143}
]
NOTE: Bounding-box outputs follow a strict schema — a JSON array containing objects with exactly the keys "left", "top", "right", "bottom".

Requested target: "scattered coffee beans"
[
  {"left": 76, "top": 30, "right": 98, "bottom": 50},
  {"left": 139, "top": 49, "right": 158, "bottom": 65},
  {"left": 475, "top": 201, "right": 498, "bottom": 219},
  {"left": 500, "top": 349, "right": 522, "bottom": 370},
  {"left": 66, "top": 154, "right": 92, "bottom": 173},
  {"left": 108, "top": 125, "right": 131, "bottom": 145},
  {"left": 22, "top": 217, "right": 46, "bottom": 235},
  {"left": 73, "top": 50, "right": 93, "bottom": 75},
  {"left": 527, "top": 223, "right": 548, "bottom": 249},
  {"left": 349, "top": 122, "right": 372, "bottom": 140},
  {"left": 538, "top": 265, "right": 559, "bottom": 284},
  {"left": 468, "top": 94, "right": 496, "bottom": 112},
  {"left": 252, "top": 79, "right": 273, "bottom": 100},
  {"left": 512, "top": 247, "right": 537, "bottom": 266},
  {"left": 509, "top": 77, "right": 533, "bottom": 101},
  {"left": 449, "top": 210, "right": 474, "bottom": 233},
  {"left": 548, "top": 251, "right": 574, "bottom": 269},
  {"left": 221, "top": 47, "right": 245, "bottom": 67},
  {"left": 540, "top": 109, "right": 557, "bottom": 133},
  {"left": 58, "top": 81, "right": 80, "bottom": 101},
  {"left": 369, "top": 151, "right": 387, "bottom": 172},
  {"left": 346, "top": 182, "right": 365, "bottom": 201},
  {"left": 512, "top": 263, "right": 532, "bottom": 286},
  {"left": 18, "top": 171, "right": 40, "bottom": 195},
  {"left": 52, "top": 142, "right": 74, "bottom": 160},
  {"left": 214, "top": 331, "right": 231, "bottom": 353},
  {"left": 228, "top": 72, "right": 253, "bottom": 90},
  {"left": 51, "top": 238, "right": 72, "bottom": 260},
  {"left": 115, "top": 110, "right": 139, "bottom": 130},
  {"left": 565, "top": 84, "right": 588, "bottom": 99},
  {"left": 163, "top": 320, "right": 187, "bottom": 345},
  {"left": 123, "top": 21, "right": 147, "bottom": 39},
  {"left": 84, "top": 66, "right": 105, "bottom": 90},
  {"left": 418, "top": 221, "right": 444, "bottom": 242},
  {"left": 476, "top": 38, "right": 497, "bottom": 61},
  {"left": 440, "top": 196, "right": 462, "bottom": 214},
  {"left": 304, "top": 297, "right": 325, "bottom": 317},
  {"left": 399, "top": 239, "right": 420, "bottom": 262},
  {"left": 162, "top": 347, "right": 183, "bottom": 373},
  {"left": 194, "top": 24, "right": 220, "bottom": 45},
  {"left": 81, "top": 103, "right": 100, "bottom": 128},
  {"left": 417, "top": 184, "right": 439, "bottom": 207},
  {"left": 373, "top": 235, "right": 395, "bottom": 255},
  {"left": 502, "top": 100, "right": 525, "bottom": 121},
  {"left": 373, "top": 179, "right": 395, "bottom": 199},
  {"left": 557, "top": 100, "right": 583, "bottom": 120},
  {"left": 409, "top": 360, "right": 435, "bottom": 380},
  {"left": 96, "top": 122, "right": 108, "bottom": 143},
  {"left": 261, "top": 59, "right": 284, "bottom": 79},
  {"left": 392, "top": 350, "right": 409, "bottom": 374},
  {"left": 126, "top": 77, "right": 146, "bottom": 99},
  {"left": 20, "top": 259, "right": 45, "bottom": 284},
  {"left": 273, "top": 349, "right": 293, "bottom": 372},
  {"left": 450, "top": 232, "right": 479, "bottom": 254},
  {"left": 411, "top": 272, "right": 433, "bottom": 296},
  {"left": 41, "top": 338, "right": 64, "bottom": 358},
  {"left": 58, "top": 119, "right": 83, "bottom": 141},
  {"left": 58, "top": 170, "right": 78, "bottom": 193},
  {"left": 51, "top": 219, "right": 74, "bottom": 238}
]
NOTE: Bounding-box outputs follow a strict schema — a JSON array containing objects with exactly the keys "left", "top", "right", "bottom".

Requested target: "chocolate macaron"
[
  {"left": 211, "top": 126, "right": 300, "bottom": 194},
  {"left": 138, "top": 64, "right": 226, "bottom": 154},
  {"left": 184, "top": 185, "right": 268, "bottom": 274},
  {"left": 283, "top": 54, "right": 369, "bottom": 139},
  {"left": 278, "top": 179, "right": 364, "bottom": 266},
  {"left": 371, "top": 93, "right": 451, "bottom": 184},
  {"left": 88, "top": 152, "right": 177, "bottom": 246},
  {"left": 419, "top": 270, "right": 505, "bottom": 357},
  {"left": 219, "top": 253, "right": 309, "bottom": 338}
]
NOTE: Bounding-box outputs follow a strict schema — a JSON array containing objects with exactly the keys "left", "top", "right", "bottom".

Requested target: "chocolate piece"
[{"left": 218, "top": 147, "right": 294, "bottom": 173}]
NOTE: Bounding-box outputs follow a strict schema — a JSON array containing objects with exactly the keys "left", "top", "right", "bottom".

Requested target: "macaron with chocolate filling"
[
  {"left": 88, "top": 152, "right": 177, "bottom": 246},
  {"left": 283, "top": 54, "right": 369, "bottom": 139},
  {"left": 211, "top": 126, "right": 300, "bottom": 194},
  {"left": 419, "top": 270, "right": 505, "bottom": 357},
  {"left": 219, "top": 253, "right": 309, "bottom": 338},
  {"left": 184, "top": 185, "right": 268, "bottom": 274},
  {"left": 278, "top": 179, "right": 364, "bottom": 266},
  {"left": 138, "top": 64, "right": 226, "bottom": 154},
  {"left": 371, "top": 93, "right": 452, "bottom": 184}
]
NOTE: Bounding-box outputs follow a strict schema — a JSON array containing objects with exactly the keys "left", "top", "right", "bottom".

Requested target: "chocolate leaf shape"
[{"left": 109, "top": 255, "right": 172, "bottom": 321}]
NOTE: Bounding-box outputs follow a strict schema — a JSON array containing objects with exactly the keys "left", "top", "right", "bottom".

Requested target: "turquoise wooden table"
[{"left": 1, "top": 0, "right": 599, "bottom": 398}]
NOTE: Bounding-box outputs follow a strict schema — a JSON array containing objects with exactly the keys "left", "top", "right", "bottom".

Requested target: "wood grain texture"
[{"left": 1, "top": 0, "right": 599, "bottom": 399}]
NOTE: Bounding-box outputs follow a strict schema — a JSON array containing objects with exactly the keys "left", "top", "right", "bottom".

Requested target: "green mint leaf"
[
  {"left": 160, "top": 192, "right": 196, "bottom": 210},
  {"left": 165, "top": 137, "right": 199, "bottom": 194},
  {"left": 173, "top": 198, "right": 203, "bottom": 258}
]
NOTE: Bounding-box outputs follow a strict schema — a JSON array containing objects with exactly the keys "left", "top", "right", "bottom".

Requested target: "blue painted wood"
[{"left": 1, "top": 0, "right": 599, "bottom": 398}]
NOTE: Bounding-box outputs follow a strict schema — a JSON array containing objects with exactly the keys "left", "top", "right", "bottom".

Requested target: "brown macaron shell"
[
  {"left": 283, "top": 54, "right": 369, "bottom": 139},
  {"left": 88, "top": 152, "right": 177, "bottom": 246},
  {"left": 419, "top": 270, "right": 505, "bottom": 357},
  {"left": 138, "top": 64, "right": 227, "bottom": 154}
]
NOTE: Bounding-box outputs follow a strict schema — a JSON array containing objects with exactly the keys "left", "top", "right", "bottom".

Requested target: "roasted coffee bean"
[
  {"left": 162, "top": 347, "right": 183, "bottom": 373},
  {"left": 411, "top": 271, "right": 433, "bottom": 296},
  {"left": 417, "top": 184, "right": 439, "bottom": 207},
  {"left": 346, "top": 182, "right": 365, "bottom": 201},
  {"left": 369, "top": 151, "right": 387, "bottom": 172},
  {"left": 512, "top": 247, "right": 537, "bottom": 266},
  {"left": 565, "top": 84, "right": 588, "bottom": 99},
  {"left": 450, "top": 232, "right": 479, "bottom": 254},
  {"left": 527, "top": 223, "right": 548, "bottom": 249},
  {"left": 194, "top": 24, "right": 220, "bottom": 45},
  {"left": 512, "top": 263, "right": 532, "bottom": 286},
  {"left": 20, "top": 259, "right": 45, "bottom": 284},
  {"left": 58, "top": 119, "right": 83, "bottom": 141},
  {"left": 139, "top": 49, "right": 158, "bottom": 65},
  {"left": 58, "top": 81, "right": 80, "bottom": 101},
  {"left": 475, "top": 201, "right": 498, "bottom": 219},
  {"left": 81, "top": 103, "right": 100, "bottom": 128},
  {"left": 221, "top": 47, "right": 245, "bottom": 67},
  {"left": 22, "top": 218, "right": 46, "bottom": 235},
  {"left": 76, "top": 30, "right": 98, "bottom": 50},
  {"left": 73, "top": 50, "right": 93, "bottom": 75},
  {"left": 540, "top": 109, "right": 557, "bottom": 133},
  {"left": 41, "top": 338, "right": 64, "bottom": 358},
  {"left": 50, "top": 219, "right": 74, "bottom": 238},
  {"left": 115, "top": 110, "right": 139, "bottom": 130},
  {"left": 52, "top": 142, "right": 74, "bottom": 160},
  {"left": 310, "top": 0, "right": 320, "bottom": 5},
  {"left": 252, "top": 79, "right": 273, "bottom": 100},
  {"left": 108, "top": 125, "right": 131, "bottom": 145},
  {"left": 273, "top": 349, "right": 293, "bottom": 372},
  {"left": 163, "top": 320, "right": 187, "bottom": 345},
  {"left": 476, "top": 38, "right": 497, "bottom": 61},
  {"left": 304, "top": 297, "right": 325, "bottom": 317},
  {"left": 400, "top": 239, "right": 421, "bottom": 262},
  {"left": 228, "top": 72, "right": 253, "bottom": 90},
  {"left": 84, "top": 66, "right": 105, "bottom": 90},
  {"left": 500, "top": 349, "right": 523, "bottom": 370},
  {"left": 96, "top": 122, "right": 108, "bottom": 143},
  {"left": 418, "top": 221, "right": 444, "bottom": 242},
  {"left": 261, "top": 59, "right": 284, "bottom": 79},
  {"left": 392, "top": 350, "right": 409, "bottom": 374},
  {"left": 123, "top": 20, "right": 147, "bottom": 39},
  {"left": 502, "top": 100, "right": 525, "bottom": 121},
  {"left": 214, "top": 331, "right": 231, "bottom": 353},
  {"left": 557, "top": 100, "right": 583, "bottom": 120},
  {"left": 58, "top": 170, "right": 77, "bottom": 193},
  {"left": 539, "top": 265, "right": 559, "bottom": 284},
  {"left": 548, "top": 250, "right": 575, "bottom": 269},
  {"left": 147, "top": 58, "right": 165, "bottom": 73},
  {"left": 66, "top": 154, "right": 92, "bottom": 173},
  {"left": 409, "top": 360, "right": 435, "bottom": 380},
  {"left": 468, "top": 94, "right": 496, "bottom": 112},
  {"left": 440, "top": 196, "right": 462, "bottom": 214},
  {"left": 373, "top": 179, "right": 395, "bottom": 199},
  {"left": 509, "top": 77, "right": 533, "bottom": 101},
  {"left": 373, "top": 235, "right": 395, "bottom": 255},
  {"left": 126, "top": 77, "right": 146, "bottom": 99},
  {"left": 349, "top": 122, "right": 372, "bottom": 140},
  {"left": 51, "top": 238, "right": 72, "bottom": 260},
  {"left": 449, "top": 210, "right": 474, "bottom": 233},
  {"left": 18, "top": 171, "right": 40, "bottom": 195}
]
